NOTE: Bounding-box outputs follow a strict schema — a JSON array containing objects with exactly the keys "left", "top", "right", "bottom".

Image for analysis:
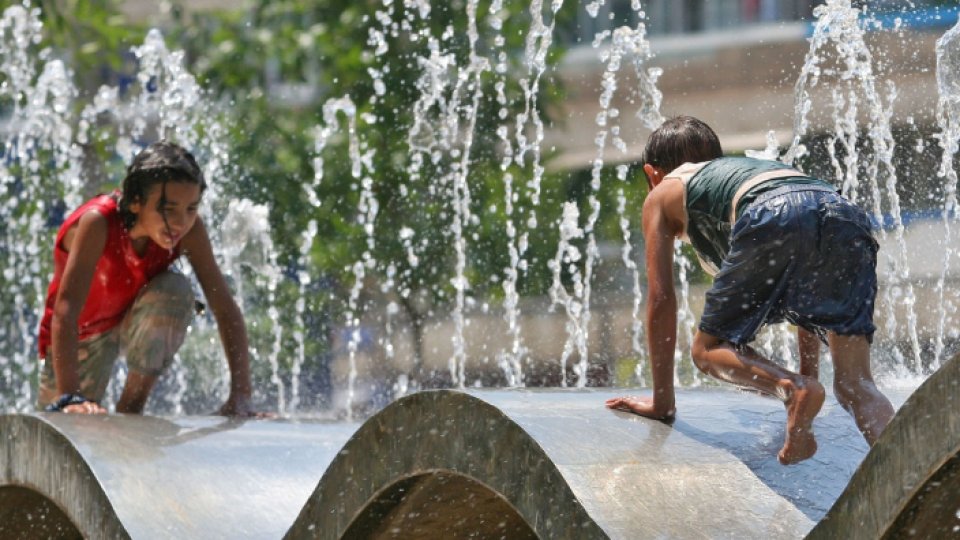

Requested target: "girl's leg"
[
  {"left": 828, "top": 333, "right": 894, "bottom": 445},
  {"left": 692, "top": 330, "right": 825, "bottom": 464},
  {"left": 116, "top": 371, "right": 159, "bottom": 414},
  {"left": 118, "top": 272, "right": 195, "bottom": 414},
  {"left": 37, "top": 331, "right": 120, "bottom": 408}
]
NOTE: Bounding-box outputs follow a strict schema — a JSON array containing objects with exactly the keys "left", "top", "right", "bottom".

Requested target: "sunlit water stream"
[{"left": 0, "top": 1, "right": 956, "bottom": 416}]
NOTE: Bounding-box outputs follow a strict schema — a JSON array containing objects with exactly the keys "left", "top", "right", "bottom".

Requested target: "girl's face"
[{"left": 128, "top": 181, "right": 202, "bottom": 250}]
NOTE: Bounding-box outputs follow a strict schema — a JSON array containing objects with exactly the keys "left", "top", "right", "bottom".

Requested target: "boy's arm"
[
  {"left": 798, "top": 327, "right": 820, "bottom": 379},
  {"left": 640, "top": 183, "right": 680, "bottom": 418},
  {"left": 605, "top": 180, "right": 682, "bottom": 420},
  {"left": 50, "top": 211, "right": 108, "bottom": 413},
  {"left": 182, "top": 217, "right": 256, "bottom": 417}
]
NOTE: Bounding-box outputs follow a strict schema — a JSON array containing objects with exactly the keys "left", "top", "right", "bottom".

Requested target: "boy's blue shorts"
[{"left": 699, "top": 185, "right": 878, "bottom": 346}]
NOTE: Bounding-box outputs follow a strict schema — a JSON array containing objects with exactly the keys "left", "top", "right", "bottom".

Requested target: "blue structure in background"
[{"left": 804, "top": 5, "right": 960, "bottom": 37}]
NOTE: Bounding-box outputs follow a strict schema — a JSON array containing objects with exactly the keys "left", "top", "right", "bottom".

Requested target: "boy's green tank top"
[{"left": 684, "top": 156, "right": 834, "bottom": 275}]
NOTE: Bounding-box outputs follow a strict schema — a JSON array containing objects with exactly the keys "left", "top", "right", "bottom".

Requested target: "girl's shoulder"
[
  {"left": 64, "top": 193, "right": 118, "bottom": 220},
  {"left": 56, "top": 195, "right": 120, "bottom": 252}
]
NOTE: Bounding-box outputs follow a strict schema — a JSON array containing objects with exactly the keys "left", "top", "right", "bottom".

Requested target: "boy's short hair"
[{"left": 643, "top": 115, "right": 723, "bottom": 174}]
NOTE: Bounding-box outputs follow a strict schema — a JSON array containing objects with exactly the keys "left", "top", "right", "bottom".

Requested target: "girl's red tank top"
[{"left": 38, "top": 193, "right": 181, "bottom": 357}]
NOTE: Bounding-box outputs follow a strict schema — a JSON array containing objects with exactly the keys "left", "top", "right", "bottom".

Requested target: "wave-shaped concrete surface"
[
  {"left": 286, "top": 386, "right": 916, "bottom": 539},
  {"left": 0, "top": 414, "right": 359, "bottom": 539},
  {"left": 808, "top": 350, "right": 960, "bottom": 539},
  {"left": 2, "top": 355, "right": 955, "bottom": 539}
]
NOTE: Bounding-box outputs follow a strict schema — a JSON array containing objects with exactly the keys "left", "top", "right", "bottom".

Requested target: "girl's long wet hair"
[{"left": 117, "top": 141, "right": 206, "bottom": 230}]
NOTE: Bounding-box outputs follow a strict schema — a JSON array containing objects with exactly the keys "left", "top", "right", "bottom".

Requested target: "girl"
[{"left": 38, "top": 141, "right": 256, "bottom": 416}]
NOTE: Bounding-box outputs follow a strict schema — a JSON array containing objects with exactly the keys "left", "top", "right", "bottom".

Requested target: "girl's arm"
[
  {"left": 50, "top": 211, "right": 108, "bottom": 413},
  {"left": 181, "top": 217, "right": 255, "bottom": 416}
]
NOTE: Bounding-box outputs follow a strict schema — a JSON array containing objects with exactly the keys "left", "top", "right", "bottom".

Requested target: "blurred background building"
[
  {"left": 552, "top": 0, "right": 954, "bottom": 168},
  {"left": 118, "top": 0, "right": 955, "bottom": 175}
]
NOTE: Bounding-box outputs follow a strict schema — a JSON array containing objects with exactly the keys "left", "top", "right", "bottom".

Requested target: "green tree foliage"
[
  {"left": 23, "top": 0, "right": 143, "bottom": 92},
  {"left": 3, "top": 0, "right": 653, "bottom": 393},
  {"left": 165, "top": 1, "right": 591, "bottom": 341}
]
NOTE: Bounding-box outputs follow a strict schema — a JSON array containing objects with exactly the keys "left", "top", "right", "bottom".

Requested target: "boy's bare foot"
[{"left": 778, "top": 378, "right": 825, "bottom": 465}]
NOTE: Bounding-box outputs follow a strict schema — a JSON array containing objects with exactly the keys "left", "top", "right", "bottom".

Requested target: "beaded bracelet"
[{"left": 44, "top": 393, "right": 92, "bottom": 412}]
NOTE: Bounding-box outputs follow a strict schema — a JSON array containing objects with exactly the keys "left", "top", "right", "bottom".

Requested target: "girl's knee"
[
  {"left": 123, "top": 273, "right": 195, "bottom": 372},
  {"left": 144, "top": 272, "right": 193, "bottom": 302},
  {"left": 132, "top": 273, "right": 195, "bottom": 322}
]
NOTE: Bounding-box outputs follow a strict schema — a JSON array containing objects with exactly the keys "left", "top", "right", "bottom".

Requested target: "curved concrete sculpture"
[
  {"left": 284, "top": 387, "right": 908, "bottom": 539},
  {"left": 0, "top": 414, "right": 359, "bottom": 539},
  {"left": 809, "top": 350, "right": 960, "bottom": 539},
  {"left": 1, "top": 354, "right": 956, "bottom": 539}
]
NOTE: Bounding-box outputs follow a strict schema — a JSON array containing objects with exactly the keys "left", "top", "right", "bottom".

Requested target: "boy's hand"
[
  {"left": 217, "top": 395, "right": 274, "bottom": 418},
  {"left": 605, "top": 395, "right": 676, "bottom": 422}
]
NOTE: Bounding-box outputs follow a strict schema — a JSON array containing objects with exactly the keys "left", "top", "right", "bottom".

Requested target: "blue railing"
[
  {"left": 869, "top": 208, "right": 959, "bottom": 231},
  {"left": 805, "top": 6, "right": 960, "bottom": 37}
]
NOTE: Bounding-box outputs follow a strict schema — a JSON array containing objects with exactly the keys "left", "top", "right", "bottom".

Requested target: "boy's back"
[{"left": 607, "top": 116, "right": 893, "bottom": 464}]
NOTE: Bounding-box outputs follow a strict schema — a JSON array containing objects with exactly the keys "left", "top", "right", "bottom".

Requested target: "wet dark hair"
[
  {"left": 643, "top": 115, "right": 723, "bottom": 175},
  {"left": 117, "top": 141, "right": 206, "bottom": 230}
]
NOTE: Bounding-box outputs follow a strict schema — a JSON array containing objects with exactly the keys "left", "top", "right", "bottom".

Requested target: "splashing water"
[
  {"left": 785, "top": 0, "right": 922, "bottom": 373},
  {"left": 932, "top": 18, "right": 960, "bottom": 369},
  {"left": 616, "top": 164, "right": 647, "bottom": 383},
  {"left": 402, "top": 3, "right": 491, "bottom": 388},
  {"left": 496, "top": 0, "right": 565, "bottom": 387},
  {"left": 447, "top": 0, "right": 489, "bottom": 388},
  {"left": 548, "top": 202, "right": 586, "bottom": 387},
  {"left": 299, "top": 96, "right": 361, "bottom": 414},
  {"left": 319, "top": 96, "right": 371, "bottom": 418},
  {"left": 745, "top": 130, "right": 783, "bottom": 161},
  {"left": 547, "top": 4, "right": 667, "bottom": 387},
  {"left": 0, "top": 3, "right": 80, "bottom": 411},
  {"left": 220, "top": 199, "right": 282, "bottom": 407}
]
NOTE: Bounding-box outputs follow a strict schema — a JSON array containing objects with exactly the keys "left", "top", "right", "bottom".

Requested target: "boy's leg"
[
  {"left": 37, "top": 331, "right": 120, "bottom": 408},
  {"left": 828, "top": 333, "right": 894, "bottom": 444},
  {"left": 692, "top": 331, "right": 825, "bottom": 464},
  {"left": 117, "top": 272, "right": 195, "bottom": 414}
]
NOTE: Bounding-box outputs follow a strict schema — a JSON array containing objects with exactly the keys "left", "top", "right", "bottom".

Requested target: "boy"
[{"left": 605, "top": 116, "right": 894, "bottom": 464}]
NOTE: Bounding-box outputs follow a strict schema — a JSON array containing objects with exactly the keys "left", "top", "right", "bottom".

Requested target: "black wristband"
[{"left": 44, "top": 393, "right": 92, "bottom": 412}]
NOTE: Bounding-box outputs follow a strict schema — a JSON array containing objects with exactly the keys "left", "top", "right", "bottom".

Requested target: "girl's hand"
[
  {"left": 46, "top": 393, "right": 106, "bottom": 414},
  {"left": 63, "top": 401, "right": 107, "bottom": 414}
]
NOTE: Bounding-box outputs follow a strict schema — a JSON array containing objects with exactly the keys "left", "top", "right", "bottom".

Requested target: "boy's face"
[{"left": 128, "top": 181, "right": 202, "bottom": 249}]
